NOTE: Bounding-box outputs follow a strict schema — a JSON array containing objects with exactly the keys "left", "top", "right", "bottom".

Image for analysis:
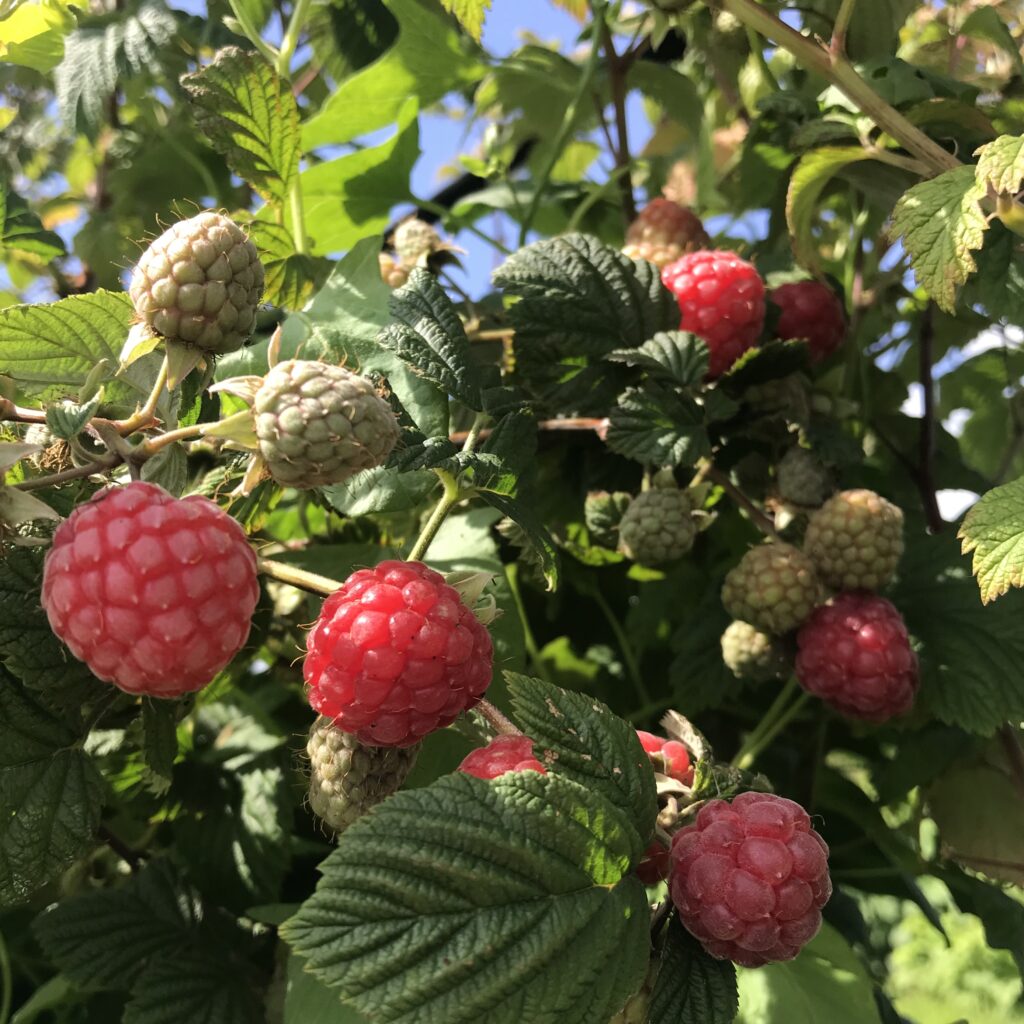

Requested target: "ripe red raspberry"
[
  {"left": 669, "top": 791, "right": 832, "bottom": 967},
  {"left": 661, "top": 251, "right": 766, "bottom": 378},
  {"left": 458, "top": 734, "right": 546, "bottom": 780},
  {"left": 41, "top": 481, "right": 259, "bottom": 697},
  {"left": 304, "top": 560, "right": 494, "bottom": 746},
  {"left": 637, "top": 730, "right": 694, "bottom": 785},
  {"left": 636, "top": 841, "right": 671, "bottom": 885},
  {"left": 770, "top": 281, "right": 846, "bottom": 363},
  {"left": 795, "top": 592, "right": 918, "bottom": 722}
]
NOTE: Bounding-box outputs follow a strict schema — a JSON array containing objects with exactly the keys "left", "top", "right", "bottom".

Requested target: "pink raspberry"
[
  {"left": 669, "top": 792, "right": 831, "bottom": 967},
  {"left": 458, "top": 734, "right": 546, "bottom": 780},
  {"left": 770, "top": 281, "right": 846, "bottom": 363},
  {"left": 41, "top": 481, "right": 259, "bottom": 697},
  {"left": 622, "top": 198, "right": 710, "bottom": 269},
  {"left": 637, "top": 730, "right": 694, "bottom": 785},
  {"left": 795, "top": 592, "right": 918, "bottom": 722},
  {"left": 303, "top": 560, "right": 494, "bottom": 747},
  {"left": 661, "top": 250, "right": 766, "bottom": 378}
]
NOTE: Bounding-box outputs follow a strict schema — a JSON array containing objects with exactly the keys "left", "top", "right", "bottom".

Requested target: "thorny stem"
[
  {"left": 475, "top": 699, "right": 523, "bottom": 737},
  {"left": 714, "top": 0, "right": 960, "bottom": 176},
  {"left": 407, "top": 470, "right": 462, "bottom": 563},
  {"left": 258, "top": 558, "right": 343, "bottom": 596},
  {"left": 704, "top": 464, "right": 780, "bottom": 539},
  {"left": 592, "top": 586, "right": 651, "bottom": 706},
  {"left": 519, "top": 0, "right": 606, "bottom": 246}
]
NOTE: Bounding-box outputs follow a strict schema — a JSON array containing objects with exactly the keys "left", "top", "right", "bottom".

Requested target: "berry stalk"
[
  {"left": 258, "top": 558, "right": 343, "bottom": 596},
  {"left": 406, "top": 469, "right": 462, "bottom": 562}
]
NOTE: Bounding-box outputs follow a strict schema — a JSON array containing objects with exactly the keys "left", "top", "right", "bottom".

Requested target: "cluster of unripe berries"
[
  {"left": 378, "top": 217, "right": 445, "bottom": 289},
  {"left": 721, "top": 486, "right": 918, "bottom": 723},
  {"left": 624, "top": 198, "right": 847, "bottom": 377}
]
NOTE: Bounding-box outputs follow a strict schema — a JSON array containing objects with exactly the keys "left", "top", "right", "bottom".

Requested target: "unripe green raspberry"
[
  {"left": 129, "top": 211, "right": 264, "bottom": 355},
  {"left": 618, "top": 488, "right": 695, "bottom": 565},
  {"left": 777, "top": 446, "right": 833, "bottom": 507},
  {"left": 609, "top": 961, "right": 658, "bottom": 1024},
  {"left": 721, "top": 620, "right": 791, "bottom": 682},
  {"left": 306, "top": 716, "right": 418, "bottom": 835},
  {"left": 804, "top": 489, "right": 904, "bottom": 590},
  {"left": 393, "top": 218, "right": 440, "bottom": 264},
  {"left": 722, "top": 542, "right": 823, "bottom": 635},
  {"left": 585, "top": 490, "right": 632, "bottom": 548},
  {"left": 254, "top": 360, "right": 400, "bottom": 489},
  {"left": 379, "top": 252, "right": 410, "bottom": 289},
  {"left": 744, "top": 375, "right": 810, "bottom": 421}
]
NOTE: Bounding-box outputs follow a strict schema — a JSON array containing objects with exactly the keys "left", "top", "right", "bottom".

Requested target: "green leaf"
[
  {"left": 959, "top": 477, "right": 1024, "bottom": 603},
  {"left": 249, "top": 221, "right": 330, "bottom": 310},
  {"left": 960, "top": 9, "right": 1024, "bottom": 76},
  {"left": 890, "top": 164, "right": 988, "bottom": 312},
  {"left": 736, "top": 924, "right": 882, "bottom": 1024},
  {"left": 0, "top": 671, "right": 103, "bottom": 907},
  {"left": 44, "top": 393, "right": 101, "bottom": 439},
  {"left": 0, "top": 0, "right": 75, "bottom": 73},
  {"left": 606, "top": 332, "right": 710, "bottom": 387},
  {"left": 56, "top": 0, "right": 177, "bottom": 132},
  {"left": 283, "top": 951, "right": 371, "bottom": 1024},
  {"left": 649, "top": 917, "right": 738, "bottom": 1024},
  {"left": 891, "top": 531, "right": 1024, "bottom": 735},
  {"left": 787, "top": 147, "right": 878, "bottom": 271},
  {"left": 441, "top": 0, "right": 490, "bottom": 41},
  {"left": 974, "top": 133, "right": 1024, "bottom": 195},
  {"left": 141, "top": 698, "right": 179, "bottom": 793},
  {"left": 377, "top": 268, "right": 483, "bottom": 410},
  {"left": 941, "top": 865, "right": 1024, "bottom": 961},
  {"left": 181, "top": 47, "right": 300, "bottom": 206},
  {"left": 505, "top": 673, "right": 657, "bottom": 854},
  {"left": 628, "top": 62, "right": 702, "bottom": 140},
  {"left": 719, "top": 341, "right": 810, "bottom": 394},
  {"left": 277, "top": 236, "right": 448, "bottom": 438},
  {"left": 0, "top": 181, "right": 66, "bottom": 262},
  {"left": 307, "top": 0, "right": 397, "bottom": 82},
  {"left": 301, "top": 0, "right": 484, "bottom": 147},
  {"left": 800, "top": 0, "right": 917, "bottom": 60},
  {"left": 0, "top": 289, "right": 132, "bottom": 397},
  {"left": 669, "top": 587, "right": 739, "bottom": 716},
  {"left": 479, "top": 489, "right": 559, "bottom": 589},
  {"left": 325, "top": 466, "right": 439, "bottom": 516},
  {"left": 282, "top": 771, "right": 650, "bottom": 1024},
  {"left": 605, "top": 384, "right": 709, "bottom": 467},
  {"left": 480, "top": 410, "right": 537, "bottom": 478},
  {"left": 492, "top": 233, "right": 679, "bottom": 362},
  {"left": 33, "top": 860, "right": 200, "bottom": 989}
]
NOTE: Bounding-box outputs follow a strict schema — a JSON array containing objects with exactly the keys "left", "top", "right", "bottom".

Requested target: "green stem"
[
  {"left": 116, "top": 354, "right": 169, "bottom": 435},
  {"left": 276, "top": 0, "right": 314, "bottom": 78},
  {"left": 716, "top": 0, "right": 960, "bottom": 176},
  {"left": 407, "top": 470, "right": 461, "bottom": 562},
  {"left": 289, "top": 179, "right": 307, "bottom": 255},
  {"left": 734, "top": 685, "right": 812, "bottom": 772},
  {"left": 519, "top": 0, "right": 607, "bottom": 246},
  {"left": 592, "top": 585, "right": 651, "bottom": 706},
  {"left": 0, "top": 930, "right": 10, "bottom": 1024},
  {"left": 258, "top": 558, "right": 343, "bottom": 595},
  {"left": 830, "top": 0, "right": 858, "bottom": 55},
  {"left": 227, "top": 0, "right": 279, "bottom": 65},
  {"left": 731, "top": 677, "right": 797, "bottom": 767},
  {"left": 506, "top": 564, "right": 555, "bottom": 685},
  {"left": 461, "top": 411, "right": 488, "bottom": 454}
]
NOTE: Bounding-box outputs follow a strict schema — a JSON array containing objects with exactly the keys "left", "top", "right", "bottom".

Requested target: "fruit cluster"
[{"left": 378, "top": 217, "right": 449, "bottom": 289}]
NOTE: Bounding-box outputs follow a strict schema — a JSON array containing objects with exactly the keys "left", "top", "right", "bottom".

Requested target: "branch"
[
  {"left": 15, "top": 452, "right": 123, "bottom": 491},
  {"left": 704, "top": 464, "right": 780, "bottom": 539},
  {"left": 599, "top": 22, "right": 637, "bottom": 226},
  {"left": 917, "top": 305, "right": 944, "bottom": 533}
]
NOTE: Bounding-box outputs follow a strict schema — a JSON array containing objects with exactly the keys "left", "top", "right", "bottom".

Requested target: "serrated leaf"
[
  {"left": 301, "top": 0, "right": 484, "bottom": 147},
  {"left": 377, "top": 268, "right": 483, "bottom": 410},
  {"left": 44, "top": 393, "right": 101, "bottom": 439},
  {"left": 0, "top": 0, "right": 75, "bottom": 73},
  {"left": 1, "top": 181, "right": 66, "bottom": 262},
  {"left": 607, "top": 332, "right": 709, "bottom": 387},
  {"left": 786, "top": 147, "right": 878, "bottom": 270},
  {"left": 441, "top": 0, "right": 490, "bottom": 41},
  {"left": 325, "top": 466, "right": 439, "bottom": 516},
  {"left": 140, "top": 441, "right": 189, "bottom": 495},
  {"left": 33, "top": 860, "right": 200, "bottom": 989},
  {"left": 480, "top": 410, "right": 536, "bottom": 477},
  {"left": 181, "top": 47, "right": 300, "bottom": 206},
  {"left": 0, "top": 671, "right": 103, "bottom": 907},
  {"left": 389, "top": 436, "right": 460, "bottom": 472},
  {"left": 479, "top": 489, "right": 559, "bottom": 589},
  {"left": 975, "top": 133, "right": 1024, "bottom": 195},
  {"left": 890, "top": 164, "right": 988, "bottom": 312},
  {"left": 56, "top": 0, "right": 176, "bottom": 132},
  {"left": 719, "top": 341, "right": 810, "bottom": 394},
  {"left": 492, "top": 233, "right": 679, "bottom": 362},
  {"left": 605, "top": 384, "right": 709, "bottom": 467},
  {"left": 649, "top": 917, "right": 738, "bottom": 1024},
  {"left": 0, "top": 290, "right": 132, "bottom": 397},
  {"left": 505, "top": 673, "right": 657, "bottom": 855},
  {"left": 941, "top": 865, "right": 1024, "bottom": 961},
  {"left": 282, "top": 771, "right": 649, "bottom": 1024},
  {"left": 141, "top": 698, "right": 178, "bottom": 792},
  {"left": 248, "top": 221, "right": 330, "bottom": 309},
  {"left": 958, "top": 476, "right": 1024, "bottom": 603},
  {"left": 891, "top": 530, "right": 1024, "bottom": 735}
]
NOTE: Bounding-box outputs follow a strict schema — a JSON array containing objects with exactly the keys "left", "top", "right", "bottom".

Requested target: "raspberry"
[
  {"left": 770, "top": 281, "right": 846, "bottom": 363},
  {"left": 721, "top": 543, "right": 823, "bottom": 636},
  {"left": 254, "top": 360, "right": 400, "bottom": 489},
  {"left": 776, "top": 446, "right": 832, "bottom": 508},
  {"left": 129, "top": 211, "right": 264, "bottom": 355},
  {"left": 669, "top": 791, "right": 832, "bottom": 967},
  {"left": 379, "top": 252, "right": 410, "bottom": 289},
  {"left": 661, "top": 251, "right": 766, "bottom": 378},
  {"left": 636, "top": 841, "right": 671, "bottom": 885},
  {"left": 804, "top": 489, "right": 904, "bottom": 591},
  {"left": 393, "top": 218, "right": 440, "bottom": 265},
  {"left": 41, "top": 481, "right": 259, "bottom": 697},
  {"left": 637, "top": 730, "right": 694, "bottom": 784},
  {"left": 303, "top": 560, "right": 494, "bottom": 746},
  {"left": 721, "top": 621, "right": 791, "bottom": 683},
  {"left": 795, "top": 592, "right": 918, "bottom": 721},
  {"left": 618, "top": 489, "right": 695, "bottom": 565},
  {"left": 458, "top": 734, "right": 546, "bottom": 779},
  {"left": 306, "top": 715, "right": 418, "bottom": 834},
  {"left": 609, "top": 960, "right": 658, "bottom": 1023},
  {"left": 622, "top": 198, "right": 710, "bottom": 269}
]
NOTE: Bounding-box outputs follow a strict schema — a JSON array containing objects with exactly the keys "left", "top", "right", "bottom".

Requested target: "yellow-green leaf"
[
  {"left": 974, "top": 133, "right": 1024, "bottom": 196},
  {"left": 959, "top": 476, "right": 1024, "bottom": 603},
  {"left": 440, "top": 0, "right": 490, "bottom": 41}
]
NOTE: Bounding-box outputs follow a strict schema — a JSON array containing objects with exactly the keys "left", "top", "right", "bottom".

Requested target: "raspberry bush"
[{"left": 3, "top": 3, "right": 1024, "bottom": 1024}]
